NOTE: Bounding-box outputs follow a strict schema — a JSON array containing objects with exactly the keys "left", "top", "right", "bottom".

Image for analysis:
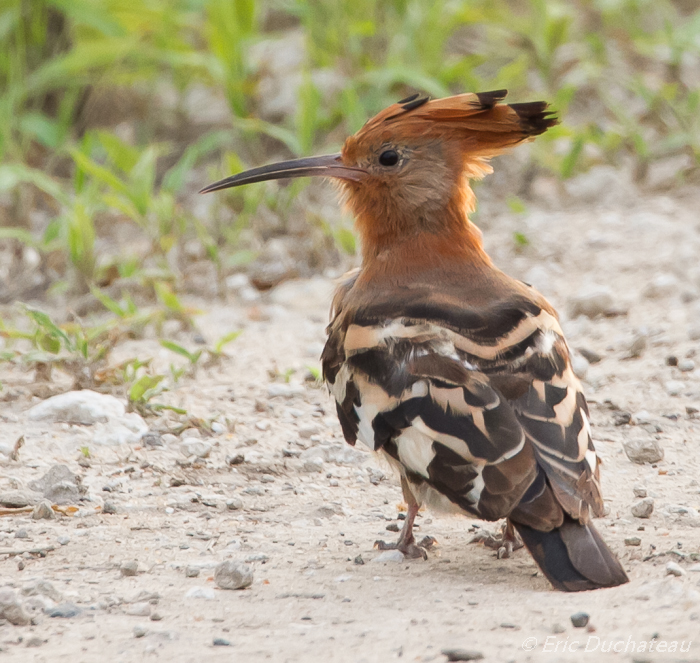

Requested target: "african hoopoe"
[{"left": 201, "top": 90, "right": 629, "bottom": 592}]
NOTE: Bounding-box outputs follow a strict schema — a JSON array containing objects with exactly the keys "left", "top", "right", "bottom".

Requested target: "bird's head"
[{"left": 201, "top": 90, "right": 556, "bottom": 257}]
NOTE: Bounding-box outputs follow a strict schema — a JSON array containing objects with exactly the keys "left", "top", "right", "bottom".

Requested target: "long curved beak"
[{"left": 199, "top": 153, "right": 365, "bottom": 194}]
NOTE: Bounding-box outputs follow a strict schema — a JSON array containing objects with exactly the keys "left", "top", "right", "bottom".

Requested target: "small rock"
[
  {"left": 298, "top": 425, "right": 319, "bottom": 439},
  {"left": 150, "top": 611, "right": 163, "bottom": 621},
  {"left": 180, "top": 427, "right": 201, "bottom": 439},
  {"left": 120, "top": 560, "right": 139, "bottom": 577},
  {"left": 354, "top": 555, "right": 365, "bottom": 565},
  {"left": 226, "top": 497, "right": 243, "bottom": 511},
  {"left": 125, "top": 602, "right": 151, "bottom": 617},
  {"left": 0, "top": 490, "right": 39, "bottom": 508},
  {"left": 302, "top": 458, "right": 324, "bottom": 473},
  {"left": 25, "top": 636, "right": 44, "bottom": 648},
  {"left": 666, "top": 355, "right": 679, "bottom": 366},
  {"left": 27, "top": 390, "right": 124, "bottom": 424},
  {"left": 570, "top": 612, "right": 589, "bottom": 628},
  {"left": 226, "top": 454, "right": 245, "bottom": 466},
  {"left": 179, "top": 438, "right": 212, "bottom": 459},
  {"left": 211, "top": 422, "right": 225, "bottom": 434},
  {"left": 567, "top": 287, "right": 615, "bottom": 319},
  {"left": 372, "top": 550, "right": 405, "bottom": 563},
  {"left": 626, "top": 336, "right": 646, "bottom": 359},
  {"left": 385, "top": 523, "right": 400, "bottom": 532},
  {"left": 0, "top": 587, "right": 31, "bottom": 625},
  {"left": 133, "top": 625, "right": 147, "bottom": 638},
  {"left": 623, "top": 437, "right": 664, "bottom": 464},
  {"left": 21, "top": 579, "right": 61, "bottom": 602},
  {"left": 214, "top": 561, "right": 254, "bottom": 590},
  {"left": 613, "top": 412, "right": 631, "bottom": 426},
  {"left": 665, "top": 380, "right": 685, "bottom": 396},
  {"left": 267, "top": 383, "right": 304, "bottom": 398},
  {"left": 260, "top": 474, "right": 274, "bottom": 484},
  {"left": 678, "top": 359, "right": 695, "bottom": 372},
  {"left": 633, "top": 486, "right": 647, "bottom": 498},
  {"left": 631, "top": 497, "right": 654, "bottom": 519},
  {"left": 161, "top": 433, "right": 178, "bottom": 446},
  {"left": 184, "top": 586, "right": 216, "bottom": 600},
  {"left": 57, "top": 536, "right": 70, "bottom": 546},
  {"left": 552, "top": 623, "right": 566, "bottom": 634},
  {"left": 103, "top": 501, "right": 117, "bottom": 514},
  {"left": 28, "top": 464, "right": 85, "bottom": 505},
  {"left": 625, "top": 537, "right": 642, "bottom": 546},
  {"left": 185, "top": 566, "right": 200, "bottom": 578},
  {"left": 643, "top": 273, "right": 679, "bottom": 299},
  {"left": 441, "top": 649, "right": 484, "bottom": 661},
  {"left": 15, "top": 529, "right": 29, "bottom": 539},
  {"left": 666, "top": 562, "right": 685, "bottom": 577},
  {"left": 577, "top": 348, "right": 603, "bottom": 364},
  {"left": 47, "top": 602, "right": 81, "bottom": 618},
  {"left": 213, "top": 638, "right": 231, "bottom": 646},
  {"left": 142, "top": 432, "right": 163, "bottom": 447}
]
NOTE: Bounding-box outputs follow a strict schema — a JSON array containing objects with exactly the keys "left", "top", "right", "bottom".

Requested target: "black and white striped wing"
[{"left": 323, "top": 294, "right": 604, "bottom": 524}]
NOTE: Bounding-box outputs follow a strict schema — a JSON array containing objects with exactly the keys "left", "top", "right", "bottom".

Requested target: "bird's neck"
[{"left": 355, "top": 193, "right": 492, "bottom": 277}]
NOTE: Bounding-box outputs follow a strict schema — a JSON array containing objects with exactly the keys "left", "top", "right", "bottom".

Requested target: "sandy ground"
[{"left": 2, "top": 178, "right": 700, "bottom": 662}]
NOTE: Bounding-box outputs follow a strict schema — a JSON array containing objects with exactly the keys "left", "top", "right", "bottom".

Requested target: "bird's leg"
[{"left": 374, "top": 478, "right": 435, "bottom": 559}]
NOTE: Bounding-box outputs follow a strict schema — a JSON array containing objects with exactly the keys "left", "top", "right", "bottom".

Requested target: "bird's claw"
[
  {"left": 470, "top": 523, "right": 523, "bottom": 559},
  {"left": 374, "top": 536, "right": 435, "bottom": 560}
]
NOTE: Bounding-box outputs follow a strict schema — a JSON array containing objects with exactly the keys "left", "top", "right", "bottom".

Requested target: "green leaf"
[
  {"left": 214, "top": 331, "right": 241, "bottom": 354},
  {"left": 129, "top": 374, "right": 164, "bottom": 403},
  {"left": 153, "top": 282, "right": 183, "bottom": 313},
  {"left": 159, "top": 339, "right": 202, "bottom": 364}
]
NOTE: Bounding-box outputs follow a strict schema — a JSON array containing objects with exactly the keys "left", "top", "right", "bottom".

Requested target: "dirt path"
[{"left": 2, "top": 185, "right": 700, "bottom": 662}]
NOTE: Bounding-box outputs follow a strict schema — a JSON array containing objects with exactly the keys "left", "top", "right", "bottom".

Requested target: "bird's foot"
[
  {"left": 469, "top": 522, "right": 523, "bottom": 559},
  {"left": 374, "top": 535, "right": 436, "bottom": 560}
]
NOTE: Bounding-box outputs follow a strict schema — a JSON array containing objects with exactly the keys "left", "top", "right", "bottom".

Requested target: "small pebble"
[
  {"left": 214, "top": 561, "right": 254, "bottom": 590},
  {"left": 226, "top": 497, "right": 243, "bottom": 510},
  {"left": 354, "top": 555, "right": 365, "bottom": 565},
  {"left": 552, "top": 623, "right": 566, "bottom": 634},
  {"left": 386, "top": 523, "right": 400, "bottom": 532},
  {"left": 623, "top": 438, "right": 664, "bottom": 464},
  {"left": 260, "top": 474, "right": 274, "bottom": 484},
  {"left": 441, "top": 648, "right": 484, "bottom": 661},
  {"left": 678, "top": 359, "right": 695, "bottom": 372},
  {"left": 213, "top": 638, "right": 231, "bottom": 646},
  {"left": 179, "top": 438, "right": 212, "bottom": 459},
  {"left": 631, "top": 498, "right": 654, "bottom": 519},
  {"left": 570, "top": 612, "right": 589, "bottom": 628},
  {"left": 185, "top": 566, "right": 200, "bottom": 578},
  {"left": 184, "top": 586, "right": 216, "bottom": 600},
  {"left": 125, "top": 602, "right": 151, "bottom": 617},
  {"left": 666, "top": 562, "right": 685, "bottom": 577},
  {"left": 15, "top": 529, "right": 28, "bottom": 539},
  {"left": 226, "top": 454, "right": 245, "bottom": 466},
  {"left": 120, "top": 560, "right": 139, "bottom": 577},
  {"left": 625, "top": 537, "right": 641, "bottom": 546},
  {"left": 103, "top": 501, "right": 117, "bottom": 514},
  {"left": 133, "top": 625, "right": 147, "bottom": 638},
  {"left": 665, "top": 380, "right": 685, "bottom": 396},
  {"left": 372, "top": 550, "right": 405, "bottom": 563},
  {"left": 666, "top": 355, "right": 679, "bottom": 366},
  {"left": 25, "top": 636, "right": 44, "bottom": 648},
  {"left": 633, "top": 486, "right": 647, "bottom": 498},
  {"left": 32, "top": 500, "right": 55, "bottom": 520},
  {"left": 47, "top": 602, "right": 81, "bottom": 618},
  {"left": 150, "top": 611, "right": 163, "bottom": 621},
  {"left": 211, "top": 422, "right": 225, "bottom": 434},
  {"left": 57, "top": 536, "right": 70, "bottom": 546}
]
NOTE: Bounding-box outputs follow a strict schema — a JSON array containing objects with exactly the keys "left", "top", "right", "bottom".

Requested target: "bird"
[{"left": 200, "top": 89, "right": 629, "bottom": 592}]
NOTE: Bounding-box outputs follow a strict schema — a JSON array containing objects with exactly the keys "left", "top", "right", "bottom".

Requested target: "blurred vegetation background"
[{"left": 1, "top": 0, "right": 699, "bottom": 310}]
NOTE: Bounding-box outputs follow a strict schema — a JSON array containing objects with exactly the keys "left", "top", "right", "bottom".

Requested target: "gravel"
[
  {"left": 570, "top": 612, "right": 590, "bottom": 628},
  {"left": 623, "top": 437, "right": 664, "bottom": 464}
]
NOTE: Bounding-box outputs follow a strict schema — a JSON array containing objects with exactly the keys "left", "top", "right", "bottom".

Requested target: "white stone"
[
  {"left": 125, "top": 602, "right": 151, "bottom": 617},
  {"left": 567, "top": 287, "right": 615, "bottom": 319},
  {"left": 643, "top": 273, "right": 680, "bottom": 299},
  {"left": 372, "top": 550, "right": 405, "bottom": 563},
  {"left": 179, "top": 438, "right": 212, "bottom": 459},
  {"left": 665, "top": 380, "right": 685, "bottom": 396},
  {"left": 214, "top": 561, "right": 253, "bottom": 590},
  {"left": 27, "top": 390, "right": 125, "bottom": 424},
  {"left": 267, "top": 383, "right": 305, "bottom": 398},
  {"left": 184, "top": 586, "right": 216, "bottom": 600}
]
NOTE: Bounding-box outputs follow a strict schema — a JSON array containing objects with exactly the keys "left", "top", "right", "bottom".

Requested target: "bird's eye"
[{"left": 379, "top": 150, "right": 399, "bottom": 167}]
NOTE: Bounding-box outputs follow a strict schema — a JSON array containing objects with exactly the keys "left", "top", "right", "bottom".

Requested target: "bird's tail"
[{"left": 512, "top": 516, "right": 629, "bottom": 592}]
